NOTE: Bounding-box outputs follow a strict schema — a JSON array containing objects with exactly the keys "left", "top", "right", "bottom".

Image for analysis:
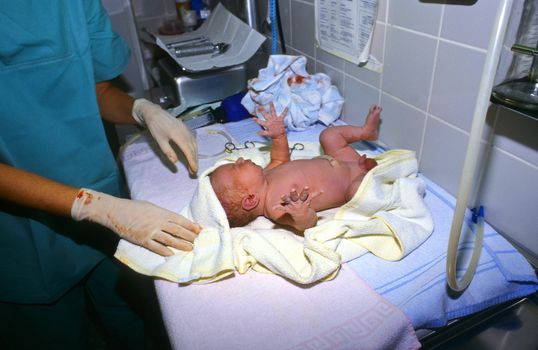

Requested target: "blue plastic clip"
[{"left": 471, "top": 206, "right": 485, "bottom": 224}]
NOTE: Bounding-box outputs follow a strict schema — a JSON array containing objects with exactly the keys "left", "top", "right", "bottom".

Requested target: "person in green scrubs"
[{"left": 0, "top": 1, "right": 201, "bottom": 348}]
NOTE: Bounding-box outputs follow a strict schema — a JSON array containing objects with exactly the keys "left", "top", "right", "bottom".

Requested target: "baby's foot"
[{"left": 362, "top": 105, "right": 382, "bottom": 141}]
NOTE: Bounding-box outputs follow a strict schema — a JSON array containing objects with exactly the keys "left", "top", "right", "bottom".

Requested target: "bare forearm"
[
  {"left": 271, "top": 135, "right": 290, "bottom": 162},
  {"left": 0, "top": 163, "right": 79, "bottom": 217},
  {"left": 95, "top": 81, "right": 136, "bottom": 124},
  {"left": 293, "top": 211, "right": 318, "bottom": 232},
  {"left": 256, "top": 103, "right": 290, "bottom": 170},
  {"left": 0, "top": 163, "right": 200, "bottom": 255},
  {"left": 266, "top": 135, "right": 290, "bottom": 170}
]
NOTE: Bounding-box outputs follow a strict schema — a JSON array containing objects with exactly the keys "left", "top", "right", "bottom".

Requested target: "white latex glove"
[
  {"left": 132, "top": 98, "right": 198, "bottom": 174},
  {"left": 71, "top": 189, "right": 201, "bottom": 256}
]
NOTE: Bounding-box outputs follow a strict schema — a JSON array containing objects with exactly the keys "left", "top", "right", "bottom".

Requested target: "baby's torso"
[{"left": 264, "top": 158, "right": 366, "bottom": 211}]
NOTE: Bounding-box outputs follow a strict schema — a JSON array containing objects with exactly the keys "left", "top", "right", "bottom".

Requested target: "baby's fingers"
[
  {"left": 253, "top": 117, "right": 267, "bottom": 128},
  {"left": 289, "top": 189, "right": 299, "bottom": 202},
  {"left": 257, "top": 106, "right": 271, "bottom": 120},
  {"left": 299, "top": 186, "right": 310, "bottom": 201},
  {"left": 280, "top": 194, "right": 291, "bottom": 205},
  {"left": 269, "top": 101, "right": 277, "bottom": 118},
  {"left": 306, "top": 191, "right": 323, "bottom": 204}
]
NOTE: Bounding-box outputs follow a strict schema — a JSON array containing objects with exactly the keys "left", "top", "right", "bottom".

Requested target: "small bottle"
[{"left": 175, "top": 0, "right": 191, "bottom": 20}]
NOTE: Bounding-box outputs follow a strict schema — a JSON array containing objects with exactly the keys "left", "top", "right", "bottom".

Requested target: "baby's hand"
[
  {"left": 254, "top": 102, "right": 289, "bottom": 139},
  {"left": 272, "top": 187, "right": 322, "bottom": 219}
]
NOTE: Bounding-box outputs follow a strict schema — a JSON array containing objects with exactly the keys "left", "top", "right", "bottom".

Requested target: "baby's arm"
[
  {"left": 271, "top": 187, "right": 322, "bottom": 232},
  {"left": 254, "top": 102, "right": 290, "bottom": 170}
]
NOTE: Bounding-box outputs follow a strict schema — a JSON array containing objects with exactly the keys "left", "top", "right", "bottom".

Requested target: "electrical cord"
[
  {"left": 270, "top": 0, "right": 278, "bottom": 54},
  {"left": 197, "top": 129, "right": 233, "bottom": 159},
  {"left": 275, "top": 0, "right": 286, "bottom": 54}
]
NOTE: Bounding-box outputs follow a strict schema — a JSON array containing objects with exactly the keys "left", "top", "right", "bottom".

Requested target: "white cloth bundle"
[{"left": 241, "top": 55, "right": 344, "bottom": 131}]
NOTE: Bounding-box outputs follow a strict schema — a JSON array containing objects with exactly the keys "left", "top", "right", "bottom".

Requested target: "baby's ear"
[{"left": 241, "top": 193, "right": 260, "bottom": 211}]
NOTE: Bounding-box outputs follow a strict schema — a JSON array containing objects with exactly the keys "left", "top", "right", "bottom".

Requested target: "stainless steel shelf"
[
  {"left": 491, "top": 93, "right": 538, "bottom": 120},
  {"left": 419, "top": 292, "right": 538, "bottom": 350}
]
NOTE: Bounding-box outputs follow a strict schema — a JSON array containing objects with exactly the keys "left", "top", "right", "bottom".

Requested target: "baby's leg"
[{"left": 320, "top": 105, "right": 381, "bottom": 162}]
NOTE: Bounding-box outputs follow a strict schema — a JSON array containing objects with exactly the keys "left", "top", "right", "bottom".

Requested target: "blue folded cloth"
[{"left": 348, "top": 174, "right": 538, "bottom": 328}]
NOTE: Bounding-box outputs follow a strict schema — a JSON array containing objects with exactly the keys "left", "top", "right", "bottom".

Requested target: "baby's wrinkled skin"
[{"left": 210, "top": 103, "right": 381, "bottom": 232}]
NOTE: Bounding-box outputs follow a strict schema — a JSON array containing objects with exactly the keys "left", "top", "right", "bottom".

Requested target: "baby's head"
[{"left": 209, "top": 157, "right": 266, "bottom": 227}]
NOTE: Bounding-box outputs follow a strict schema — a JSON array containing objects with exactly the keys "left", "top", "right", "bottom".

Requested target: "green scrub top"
[{"left": 0, "top": 1, "right": 130, "bottom": 303}]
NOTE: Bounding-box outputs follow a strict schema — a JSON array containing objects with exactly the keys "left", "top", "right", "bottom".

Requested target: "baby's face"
[{"left": 213, "top": 157, "right": 265, "bottom": 191}]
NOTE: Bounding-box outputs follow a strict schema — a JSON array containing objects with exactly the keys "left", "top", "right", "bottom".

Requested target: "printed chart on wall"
[{"left": 315, "top": 0, "right": 379, "bottom": 70}]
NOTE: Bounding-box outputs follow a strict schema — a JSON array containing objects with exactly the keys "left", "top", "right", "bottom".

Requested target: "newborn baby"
[{"left": 210, "top": 102, "right": 381, "bottom": 232}]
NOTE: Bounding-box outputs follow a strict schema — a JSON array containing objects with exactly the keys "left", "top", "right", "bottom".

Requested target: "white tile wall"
[
  {"left": 476, "top": 146, "right": 538, "bottom": 255},
  {"left": 383, "top": 27, "right": 437, "bottom": 110},
  {"left": 279, "top": 0, "right": 538, "bottom": 254},
  {"left": 378, "top": 94, "right": 426, "bottom": 157},
  {"left": 430, "top": 41, "right": 485, "bottom": 131},
  {"left": 420, "top": 116, "right": 486, "bottom": 197},
  {"left": 315, "top": 61, "right": 345, "bottom": 93},
  {"left": 342, "top": 77, "right": 379, "bottom": 125},
  {"left": 441, "top": 0, "right": 501, "bottom": 49},
  {"left": 290, "top": 0, "right": 316, "bottom": 57},
  {"left": 388, "top": 0, "right": 442, "bottom": 35}
]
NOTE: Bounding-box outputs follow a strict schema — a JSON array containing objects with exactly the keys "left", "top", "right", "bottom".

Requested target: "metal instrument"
[
  {"left": 165, "top": 36, "right": 229, "bottom": 58},
  {"left": 165, "top": 36, "right": 209, "bottom": 48},
  {"left": 174, "top": 42, "right": 229, "bottom": 58},
  {"left": 288, "top": 142, "right": 305, "bottom": 155},
  {"left": 177, "top": 107, "right": 215, "bottom": 129},
  {"left": 224, "top": 141, "right": 256, "bottom": 153},
  {"left": 224, "top": 141, "right": 305, "bottom": 155}
]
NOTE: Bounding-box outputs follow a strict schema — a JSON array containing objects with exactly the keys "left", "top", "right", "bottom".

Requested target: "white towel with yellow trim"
[{"left": 115, "top": 142, "right": 433, "bottom": 284}]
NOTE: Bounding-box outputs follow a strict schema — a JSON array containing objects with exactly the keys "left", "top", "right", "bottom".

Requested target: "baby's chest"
[
  {"left": 268, "top": 161, "right": 340, "bottom": 188},
  {"left": 267, "top": 162, "right": 352, "bottom": 203}
]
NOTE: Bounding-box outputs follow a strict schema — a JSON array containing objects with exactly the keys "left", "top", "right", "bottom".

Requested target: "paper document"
[
  {"left": 155, "top": 3, "right": 265, "bottom": 72},
  {"left": 315, "top": 0, "right": 378, "bottom": 67}
]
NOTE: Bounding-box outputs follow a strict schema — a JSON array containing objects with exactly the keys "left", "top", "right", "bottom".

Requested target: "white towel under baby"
[{"left": 115, "top": 142, "right": 433, "bottom": 285}]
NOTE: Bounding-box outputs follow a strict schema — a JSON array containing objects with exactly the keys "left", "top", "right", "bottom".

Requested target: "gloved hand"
[
  {"left": 71, "top": 188, "right": 201, "bottom": 256},
  {"left": 132, "top": 98, "right": 198, "bottom": 174}
]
